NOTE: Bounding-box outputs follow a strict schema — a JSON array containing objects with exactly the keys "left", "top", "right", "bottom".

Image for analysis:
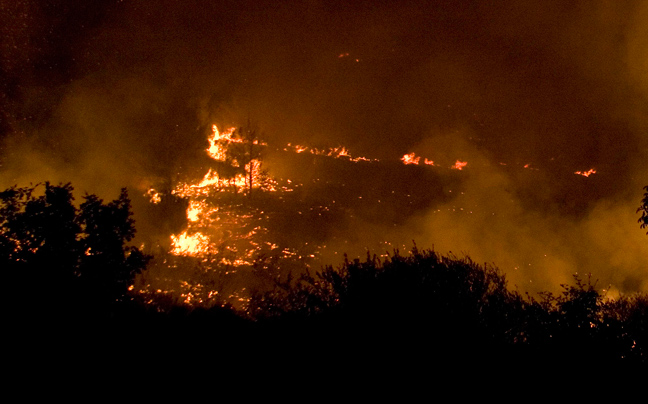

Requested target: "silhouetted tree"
[
  {"left": 0, "top": 182, "right": 150, "bottom": 320},
  {"left": 638, "top": 185, "right": 648, "bottom": 234}
]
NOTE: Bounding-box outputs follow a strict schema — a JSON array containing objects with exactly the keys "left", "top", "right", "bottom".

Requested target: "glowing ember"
[
  {"left": 146, "top": 188, "right": 162, "bottom": 204},
  {"left": 574, "top": 168, "right": 596, "bottom": 177},
  {"left": 287, "top": 144, "right": 376, "bottom": 162},
  {"left": 451, "top": 160, "right": 468, "bottom": 170},
  {"left": 401, "top": 152, "right": 420, "bottom": 165}
]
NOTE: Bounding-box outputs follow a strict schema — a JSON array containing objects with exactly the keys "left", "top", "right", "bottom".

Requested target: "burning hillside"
[
  {"left": 1, "top": 1, "right": 648, "bottom": 310},
  {"left": 129, "top": 119, "right": 625, "bottom": 310}
]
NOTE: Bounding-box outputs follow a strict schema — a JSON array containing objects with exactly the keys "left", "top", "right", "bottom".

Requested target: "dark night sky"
[{"left": 1, "top": 0, "right": 647, "bottom": 294}]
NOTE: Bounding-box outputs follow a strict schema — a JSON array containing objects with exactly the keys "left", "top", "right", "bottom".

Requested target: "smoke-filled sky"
[{"left": 1, "top": 0, "right": 647, "bottom": 295}]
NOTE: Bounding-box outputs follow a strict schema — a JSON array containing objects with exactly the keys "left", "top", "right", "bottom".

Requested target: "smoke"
[
  {"left": 1, "top": 0, "right": 647, "bottom": 295},
  {"left": 407, "top": 134, "right": 648, "bottom": 295}
]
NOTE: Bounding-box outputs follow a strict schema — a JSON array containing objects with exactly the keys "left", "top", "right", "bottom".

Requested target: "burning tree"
[{"left": 203, "top": 121, "right": 274, "bottom": 197}]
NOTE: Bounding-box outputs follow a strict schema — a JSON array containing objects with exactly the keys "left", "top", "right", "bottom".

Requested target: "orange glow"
[
  {"left": 288, "top": 144, "right": 376, "bottom": 162},
  {"left": 574, "top": 168, "right": 596, "bottom": 177},
  {"left": 170, "top": 231, "right": 211, "bottom": 256},
  {"left": 207, "top": 125, "right": 239, "bottom": 161},
  {"left": 187, "top": 200, "right": 208, "bottom": 223},
  {"left": 424, "top": 158, "right": 435, "bottom": 166},
  {"left": 451, "top": 160, "right": 468, "bottom": 170},
  {"left": 401, "top": 152, "right": 420, "bottom": 165},
  {"left": 146, "top": 188, "right": 162, "bottom": 204},
  {"left": 165, "top": 124, "right": 283, "bottom": 264}
]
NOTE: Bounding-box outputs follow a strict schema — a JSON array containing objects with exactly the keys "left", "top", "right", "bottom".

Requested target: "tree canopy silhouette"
[
  {"left": 0, "top": 182, "right": 150, "bottom": 320},
  {"left": 639, "top": 185, "right": 648, "bottom": 234}
]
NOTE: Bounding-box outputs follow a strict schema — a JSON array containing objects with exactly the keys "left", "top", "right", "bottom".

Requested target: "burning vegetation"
[{"left": 2, "top": 0, "right": 648, "bottom": 368}]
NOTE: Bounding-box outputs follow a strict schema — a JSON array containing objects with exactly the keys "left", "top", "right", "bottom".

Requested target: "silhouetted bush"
[{"left": 248, "top": 246, "right": 646, "bottom": 365}]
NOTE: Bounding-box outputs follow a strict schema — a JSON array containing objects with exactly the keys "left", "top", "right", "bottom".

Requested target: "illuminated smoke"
[{"left": 2, "top": 1, "right": 648, "bottom": 306}]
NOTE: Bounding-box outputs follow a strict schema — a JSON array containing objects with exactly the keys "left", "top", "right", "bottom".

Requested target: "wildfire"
[
  {"left": 451, "top": 160, "right": 468, "bottom": 170},
  {"left": 187, "top": 200, "right": 209, "bottom": 223},
  {"left": 286, "top": 143, "right": 376, "bottom": 162},
  {"left": 207, "top": 125, "right": 240, "bottom": 161},
  {"left": 399, "top": 153, "right": 442, "bottom": 168},
  {"left": 141, "top": 121, "right": 607, "bottom": 310},
  {"left": 401, "top": 152, "right": 420, "bottom": 165},
  {"left": 164, "top": 124, "right": 285, "bottom": 262},
  {"left": 575, "top": 168, "right": 596, "bottom": 177},
  {"left": 170, "top": 231, "right": 211, "bottom": 256},
  {"left": 146, "top": 188, "right": 162, "bottom": 204}
]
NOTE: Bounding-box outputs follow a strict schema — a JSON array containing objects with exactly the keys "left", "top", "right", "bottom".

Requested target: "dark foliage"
[
  {"left": 3, "top": 182, "right": 646, "bottom": 368},
  {"left": 639, "top": 185, "right": 648, "bottom": 234},
  {"left": 248, "top": 247, "right": 647, "bottom": 366},
  {"left": 1, "top": 182, "right": 150, "bottom": 323}
]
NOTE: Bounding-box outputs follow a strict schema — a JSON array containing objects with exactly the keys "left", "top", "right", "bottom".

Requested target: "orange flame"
[
  {"left": 574, "top": 168, "right": 596, "bottom": 177},
  {"left": 288, "top": 144, "right": 376, "bottom": 162},
  {"left": 451, "top": 160, "right": 468, "bottom": 170},
  {"left": 146, "top": 188, "right": 162, "bottom": 204},
  {"left": 401, "top": 153, "right": 420, "bottom": 165},
  {"left": 166, "top": 124, "right": 282, "bottom": 262},
  {"left": 207, "top": 125, "right": 239, "bottom": 161},
  {"left": 170, "top": 231, "right": 211, "bottom": 256}
]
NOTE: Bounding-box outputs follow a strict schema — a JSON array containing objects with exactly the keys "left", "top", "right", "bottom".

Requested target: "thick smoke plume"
[{"left": 1, "top": 0, "right": 647, "bottom": 295}]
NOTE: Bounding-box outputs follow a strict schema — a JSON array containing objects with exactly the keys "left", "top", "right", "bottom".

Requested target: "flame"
[
  {"left": 401, "top": 153, "right": 435, "bottom": 166},
  {"left": 287, "top": 144, "right": 376, "bottom": 162},
  {"left": 170, "top": 231, "right": 211, "bottom": 256},
  {"left": 146, "top": 188, "right": 162, "bottom": 204},
  {"left": 173, "top": 169, "right": 225, "bottom": 198},
  {"left": 401, "top": 153, "right": 420, "bottom": 165},
  {"left": 575, "top": 168, "right": 596, "bottom": 177},
  {"left": 165, "top": 124, "right": 284, "bottom": 264},
  {"left": 402, "top": 153, "right": 467, "bottom": 169},
  {"left": 451, "top": 160, "right": 468, "bottom": 170},
  {"left": 187, "top": 200, "right": 209, "bottom": 223},
  {"left": 207, "top": 125, "right": 239, "bottom": 161}
]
